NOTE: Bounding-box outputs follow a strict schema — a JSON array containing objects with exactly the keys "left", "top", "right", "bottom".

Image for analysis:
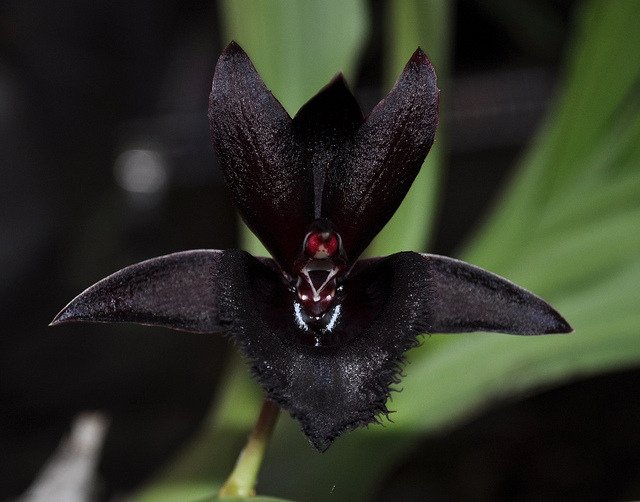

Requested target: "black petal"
[
  {"left": 209, "top": 42, "right": 313, "bottom": 271},
  {"left": 292, "top": 75, "right": 364, "bottom": 218},
  {"left": 322, "top": 48, "right": 439, "bottom": 262},
  {"left": 51, "top": 250, "right": 225, "bottom": 333},
  {"left": 218, "top": 250, "right": 426, "bottom": 451},
  {"left": 218, "top": 250, "right": 570, "bottom": 450},
  {"left": 418, "top": 253, "right": 573, "bottom": 335}
]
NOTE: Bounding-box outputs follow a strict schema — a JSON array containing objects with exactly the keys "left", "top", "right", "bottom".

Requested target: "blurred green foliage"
[{"left": 131, "top": 0, "right": 640, "bottom": 500}]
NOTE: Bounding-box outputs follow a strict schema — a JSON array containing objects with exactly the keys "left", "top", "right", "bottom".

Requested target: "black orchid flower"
[{"left": 52, "top": 42, "right": 571, "bottom": 451}]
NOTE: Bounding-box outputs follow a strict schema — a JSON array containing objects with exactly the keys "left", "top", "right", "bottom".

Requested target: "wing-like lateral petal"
[
  {"left": 322, "top": 48, "right": 439, "bottom": 262},
  {"left": 209, "top": 41, "right": 312, "bottom": 272},
  {"left": 419, "top": 253, "right": 573, "bottom": 335},
  {"left": 50, "top": 250, "right": 225, "bottom": 333}
]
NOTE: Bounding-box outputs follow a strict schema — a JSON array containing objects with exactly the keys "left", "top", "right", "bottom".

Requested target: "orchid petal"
[
  {"left": 322, "top": 48, "right": 439, "bottom": 261},
  {"left": 292, "top": 74, "right": 364, "bottom": 217},
  {"left": 209, "top": 42, "right": 312, "bottom": 271},
  {"left": 51, "top": 44, "right": 573, "bottom": 455},
  {"left": 418, "top": 253, "right": 572, "bottom": 335},
  {"left": 216, "top": 250, "right": 569, "bottom": 450},
  {"left": 51, "top": 250, "right": 225, "bottom": 333},
  {"left": 217, "top": 250, "right": 421, "bottom": 450}
]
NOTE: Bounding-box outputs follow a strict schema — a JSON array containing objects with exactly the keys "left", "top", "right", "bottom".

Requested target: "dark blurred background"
[{"left": 2, "top": 0, "right": 639, "bottom": 500}]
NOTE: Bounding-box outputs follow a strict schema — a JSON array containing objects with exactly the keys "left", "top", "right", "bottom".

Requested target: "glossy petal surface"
[
  {"left": 210, "top": 43, "right": 439, "bottom": 269},
  {"left": 209, "top": 42, "right": 312, "bottom": 271},
  {"left": 51, "top": 250, "right": 224, "bottom": 333},
  {"left": 322, "top": 48, "right": 439, "bottom": 261}
]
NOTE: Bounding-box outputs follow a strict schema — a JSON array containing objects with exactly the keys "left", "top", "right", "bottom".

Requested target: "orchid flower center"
[{"left": 293, "top": 219, "right": 347, "bottom": 318}]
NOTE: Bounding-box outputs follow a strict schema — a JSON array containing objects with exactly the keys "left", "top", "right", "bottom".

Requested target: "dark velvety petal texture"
[
  {"left": 217, "top": 250, "right": 571, "bottom": 450},
  {"left": 51, "top": 250, "right": 225, "bottom": 333},
  {"left": 418, "top": 253, "right": 573, "bottom": 335},
  {"left": 292, "top": 75, "right": 364, "bottom": 218},
  {"left": 209, "top": 42, "right": 313, "bottom": 271},
  {"left": 218, "top": 250, "right": 427, "bottom": 451},
  {"left": 322, "top": 48, "right": 439, "bottom": 261}
]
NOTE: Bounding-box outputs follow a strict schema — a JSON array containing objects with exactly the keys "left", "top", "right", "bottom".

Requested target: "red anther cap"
[{"left": 306, "top": 231, "right": 339, "bottom": 259}]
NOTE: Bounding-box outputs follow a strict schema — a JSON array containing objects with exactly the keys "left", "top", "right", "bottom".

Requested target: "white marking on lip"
[
  {"left": 293, "top": 302, "right": 309, "bottom": 331},
  {"left": 323, "top": 304, "right": 341, "bottom": 332},
  {"left": 301, "top": 260, "right": 339, "bottom": 300}
]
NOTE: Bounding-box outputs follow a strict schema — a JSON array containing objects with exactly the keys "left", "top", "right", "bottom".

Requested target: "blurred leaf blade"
[
  {"left": 395, "top": 0, "right": 640, "bottom": 436},
  {"left": 464, "top": 0, "right": 640, "bottom": 270},
  {"left": 220, "top": 0, "right": 368, "bottom": 115}
]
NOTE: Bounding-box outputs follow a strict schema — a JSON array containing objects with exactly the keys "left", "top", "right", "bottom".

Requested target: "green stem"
[{"left": 218, "top": 399, "right": 280, "bottom": 497}]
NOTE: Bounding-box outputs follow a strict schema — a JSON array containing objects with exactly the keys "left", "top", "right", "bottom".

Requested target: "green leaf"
[
  {"left": 207, "top": 496, "right": 295, "bottom": 502},
  {"left": 133, "top": 484, "right": 293, "bottom": 502},
  {"left": 463, "top": 0, "right": 640, "bottom": 271},
  {"left": 391, "top": 0, "right": 640, "bottom": 447}
]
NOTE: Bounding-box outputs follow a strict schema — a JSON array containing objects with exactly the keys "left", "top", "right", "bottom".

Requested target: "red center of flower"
[
  {"left": 293, "top": 220, "right": 347, "bottom": 319},
  {"left": 306, "top": 231, "right": 339, "bottom": 259}
]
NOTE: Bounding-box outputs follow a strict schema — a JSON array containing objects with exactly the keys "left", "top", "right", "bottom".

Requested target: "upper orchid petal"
[
  {"left": 51, "top": 250, "right": 225, "bottom": 333},
  {"left": 209, "top": 42, "right": 312, "bottom": 272},
  {"left": 292, "top": 74, "right": 364, "bottom": 218},
  {"left": 322, "top": 48, "right": 439, "bottom": 262},
  {"left": 210, "top": 42, "right": 438, "bottom": 270}
]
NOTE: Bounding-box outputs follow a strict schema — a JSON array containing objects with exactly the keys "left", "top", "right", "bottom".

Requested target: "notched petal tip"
[
  {"left": 49, "top": 306, "right": 76, "bottom": 326},
  {"left": 324, "top": 73, "right": 352, "bottom": 98},
  {"left": 50, "top": 300, "right": 91, "bottom": 326},
  {"left": 223, "top": 39, "right": 242, "bottom": 52},
  {"left": 407, "top": 46, "right": 439, "bottom": 107},
  {"left": 548, "top": 312, "right": 573, "bottom": 334},
  {"left": 293, "top": 72, "right": 363, "bottom": 128},
  {"left": 217, "top": 40, "right": 249, "bottom": 67},
  {"left": 326, "top": 71, "right": 348, "bottom": 87},
  {"left": 211, "top": 42, "right": 253, "bottom": 93}
]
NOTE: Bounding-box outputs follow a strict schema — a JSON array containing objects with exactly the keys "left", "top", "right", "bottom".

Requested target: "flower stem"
[{"left": 218, "top": 399, "right": 280, "bottom": 497}]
